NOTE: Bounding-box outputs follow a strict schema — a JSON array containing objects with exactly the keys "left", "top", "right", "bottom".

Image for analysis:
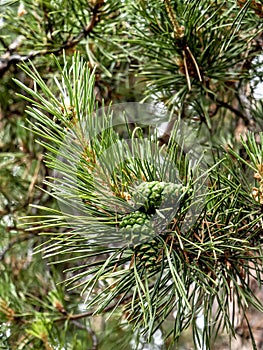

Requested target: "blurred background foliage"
[{"left": 0, "top": 0, "right": 262, "bottom": 349}]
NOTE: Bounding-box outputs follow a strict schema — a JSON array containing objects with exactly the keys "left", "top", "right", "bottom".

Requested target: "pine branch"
[
  {"left": 0, "top": 1, "right": 104, "bottom": 78},
  {"left": 0, "top": 231, "right": 34, "bottom": 261},
  {"left": 55, "top": 293, "right": 134, "bottom": 323},
  {"left": 13, "top": 53, "right": 263, "bottom": 349}
]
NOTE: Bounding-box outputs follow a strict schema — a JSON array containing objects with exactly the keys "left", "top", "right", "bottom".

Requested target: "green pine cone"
[
  {"left": 133, "top": 181, "right": 183, "bottom": 213},
  {"left": 120, "top": 211, "right": 162, "bottom": 269},
  {"left": 119, "top": 211, "right": 154, "bottom": 245},
  {"left": 135, "top": 240, "right": 162, "bottom": 269}
]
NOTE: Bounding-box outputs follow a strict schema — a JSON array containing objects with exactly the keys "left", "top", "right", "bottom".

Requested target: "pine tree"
[{"left": 0, "top": 1, "right": 263, "bottom": 349}]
